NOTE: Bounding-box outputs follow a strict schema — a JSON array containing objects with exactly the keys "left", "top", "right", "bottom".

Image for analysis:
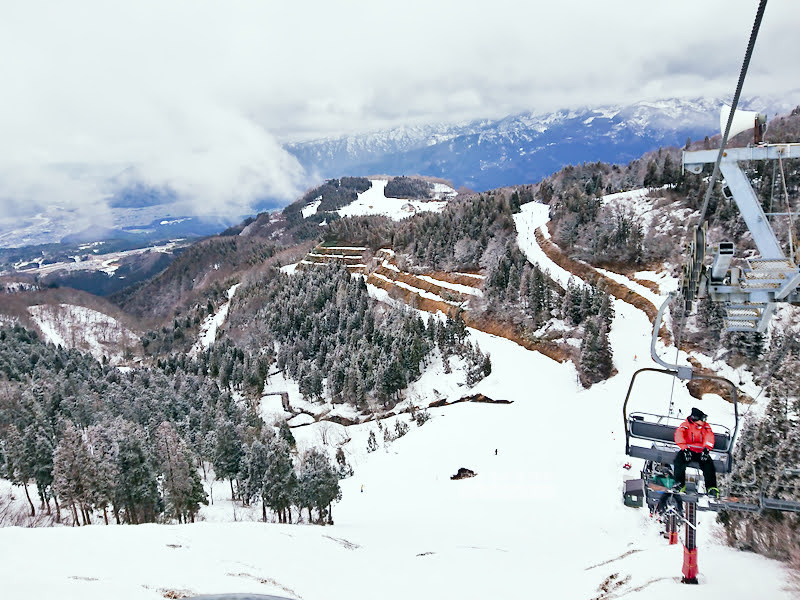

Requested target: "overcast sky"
[{"left": 1, "top": 0, "right": 797, "bottom": 221}]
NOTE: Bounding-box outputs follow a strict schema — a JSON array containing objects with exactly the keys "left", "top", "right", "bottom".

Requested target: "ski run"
[{"left": 0, "top": 196, "right": 795, "bottom": 599}]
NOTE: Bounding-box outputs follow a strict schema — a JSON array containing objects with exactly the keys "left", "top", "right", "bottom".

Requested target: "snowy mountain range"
[
  {"left": 286, "top": 96, "right": 798, "bottom": 191},
  {"left": 3, "top": 95, "right": 797, "bottom": 249}
]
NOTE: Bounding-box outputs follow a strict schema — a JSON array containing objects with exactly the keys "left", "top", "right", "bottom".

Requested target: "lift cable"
[
  {"left": 697, "top": 0, "right": 768, "bottom": 226},
  {"left": 669, "top": 1, "right": 769, "bottom": 415},
  {"left": 666, "top": 309, "right": 687, "bottom": 419}
]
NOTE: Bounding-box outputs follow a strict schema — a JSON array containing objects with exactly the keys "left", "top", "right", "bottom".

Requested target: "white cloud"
[{"left": 0, "top": 0, "right": 797, "bottom": 220}]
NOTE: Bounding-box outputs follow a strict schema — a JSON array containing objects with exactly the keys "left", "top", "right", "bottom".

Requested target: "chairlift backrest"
[{"left": 629, "top": 416, "right": 732, "bottom": 452}]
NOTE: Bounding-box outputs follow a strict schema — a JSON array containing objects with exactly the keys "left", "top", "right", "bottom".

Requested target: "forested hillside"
[
  {"left": 0, "top": 323, "right": 344, "bottom": 526},
  {"left": 2, "top": 110, "right": 800, "bottom": 571}
]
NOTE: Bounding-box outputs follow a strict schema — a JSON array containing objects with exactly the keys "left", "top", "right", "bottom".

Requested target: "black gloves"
[
  {"left": 682, "top": 449, "right": 693, "bottom": 462},
  {"left": 700, "top": 448, "right": 711, "bottom": 462}
]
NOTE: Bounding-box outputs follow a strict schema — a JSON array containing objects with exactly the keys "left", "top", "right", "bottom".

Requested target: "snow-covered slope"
[
  {"left": 0, "top": 202, "right": 793, "bottom": 599},
  {"left": 337, "top": 179, "right": 448, "bottom": 220},
  {"left": 190, "top": 283, "right": 241, "bottom": 355},
  {"left": 0, "top": 326, "right": 789, "bottom": 599},
  {"left": 27, "top": 304, "right": 138, "bottom": 364}
]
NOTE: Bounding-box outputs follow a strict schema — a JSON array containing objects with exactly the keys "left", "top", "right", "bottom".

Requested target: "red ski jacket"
[{"left": 674, "top": 418, "right": 715, "bottom": 452}]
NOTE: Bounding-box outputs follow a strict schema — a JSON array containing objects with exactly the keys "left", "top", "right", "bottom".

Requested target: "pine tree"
[
  {"left": 156, "top": 422, "right": 207, "bottom": 523},
  {"left": 5, "top": 426, "right": 38, "bottom": 517},
  {"left": 578, "top": 317, "right": 614, "bottom": 386},
  {"left": 366, "top": 430, "right": 378, "bottom": 453},
  {"left": 115, "top": 422, "right": 161, "bottom": 524},
  {"left": 637, "top": 157, "right": 655, "bottom": 187},
  {"left": 213, "top": 414, "right": 244, "bottom": 500},
  {"left": 86, "top": 421, "right": 121, "bottom": 524},
  {"left": 263, "top": 437, "right": 297, "bottom": 523},
  {"left": 278, "top": 420, "right": 296, "bottom": 450},
  {"left": 244, "top": 439, "right": 271, "bottom": 521},
  {"left": 26, "top": 423, "right": 56, "bottom": 516},
  {"left": 335, "top": 447, "right": 353, "bottom": 479},
  {"left": 297, "top": 447, "right": 341, "bottom": 524},
  {"left": 661, "top": 154, "right": 678, "bottom": 185},
  {"left": 52, "top": 422, "right": 96, "bottom": 526}
]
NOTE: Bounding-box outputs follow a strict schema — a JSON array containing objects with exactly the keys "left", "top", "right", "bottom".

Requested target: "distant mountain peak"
[{"left": 285, "top": 95, "right": 798, "bottom": 192}]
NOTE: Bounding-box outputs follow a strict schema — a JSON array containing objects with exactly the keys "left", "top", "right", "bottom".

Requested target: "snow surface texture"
[
  {"left": 0, "top": 197, "right": 795, "bottom": 599},
  {"left": 336, "top": 179, "right": 449, "bottom": 220},
  {"left": 27, "top": 304, "right": 138, "bottom": 364}
]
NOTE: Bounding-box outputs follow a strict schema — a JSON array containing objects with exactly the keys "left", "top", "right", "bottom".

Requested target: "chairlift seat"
[
  {"left": 761, "top": 497, "right": 800, "bottom": 513},
  {"left": 627, "top": 416, "right": 733, "bottom": 474}
]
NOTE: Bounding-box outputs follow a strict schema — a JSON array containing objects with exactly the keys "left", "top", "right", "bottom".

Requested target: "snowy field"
[
  {"left": 0, "top": 198, "right": 795, "bottom": 599},
  {"left": 298, "top": 179, "right": 449, "bottom": 222},
  {"left": 337, "top": 179, "right": 449, "bottom": 220}
]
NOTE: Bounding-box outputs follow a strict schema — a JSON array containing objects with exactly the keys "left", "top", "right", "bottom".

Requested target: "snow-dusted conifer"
[
  {"left": 86, "top": 421, "right": 121, "bottom": 524},
  {"left": 335, "top": 447, "right": 353, "bottom": 479},
  {"left": 263, "top": 436, "right": 297, "bottom": 524},
  {"left": 4, "top": 426, "right": 37, "bottom": 516},
  {"left": 115, "top": 421, "right": 160, "bottom": 524},
  {"left": 213, "top": 413, "right": 244, "bottom": 500},
  {"left": 52, "top": 422, "right": 95, "bottom": 525},
  {"left": 156, "top": 421, "right": 206, "bottom": 523},
  {"left": 366, "top": 430, "right": 378, "bottom": 453},
  {"left": 244, "top": 438, "right": 270, "bottom": 521},
  {"left": 297, "top": 447, "right": 341, "bottom": 524}
]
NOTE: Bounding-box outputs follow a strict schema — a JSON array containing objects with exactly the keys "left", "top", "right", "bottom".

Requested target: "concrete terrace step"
[{"left": 298, "top": 245, "right": 368, "bottom": 273}]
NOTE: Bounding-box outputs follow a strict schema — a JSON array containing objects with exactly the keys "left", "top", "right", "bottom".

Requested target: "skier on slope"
[{"left": 673, "top": 407, "right": 719, "bottom": 498}]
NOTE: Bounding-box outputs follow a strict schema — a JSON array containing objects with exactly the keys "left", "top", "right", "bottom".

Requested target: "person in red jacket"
[{"left": 673, "top": 407, "right": 719, "bottom": 497}]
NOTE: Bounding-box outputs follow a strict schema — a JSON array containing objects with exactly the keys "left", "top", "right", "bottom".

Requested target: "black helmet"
[{"left": 689, "top": 407, "right": 708, "bottom": 422}]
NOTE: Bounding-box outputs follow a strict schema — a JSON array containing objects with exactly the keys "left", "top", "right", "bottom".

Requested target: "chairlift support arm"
[
  {"left": 650, "top": 294, "right": 692, "bottom": 379},
  {"left": 684, "top": 145, "right": 800, "bottom": 259},
  {"left": 682, "top": 143, "right": 800, "bottom": 331}
]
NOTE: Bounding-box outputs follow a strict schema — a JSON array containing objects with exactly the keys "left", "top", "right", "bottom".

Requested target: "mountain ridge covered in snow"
[{"left": 286, "top": 95, "right": 798, "bottom": 191}]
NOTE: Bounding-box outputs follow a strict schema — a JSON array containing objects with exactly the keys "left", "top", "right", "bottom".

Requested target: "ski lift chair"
[{"left": 623, "top": 367, "right": 739, "bottom": 480}]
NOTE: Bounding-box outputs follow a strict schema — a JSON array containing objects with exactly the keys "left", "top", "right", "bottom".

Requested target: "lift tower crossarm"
[
  {"left": 683, "top": 143, "right": 800, "bottom": 332},
  {"left": 683, "top": 144, "right": 800, "bottom": 259}
]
